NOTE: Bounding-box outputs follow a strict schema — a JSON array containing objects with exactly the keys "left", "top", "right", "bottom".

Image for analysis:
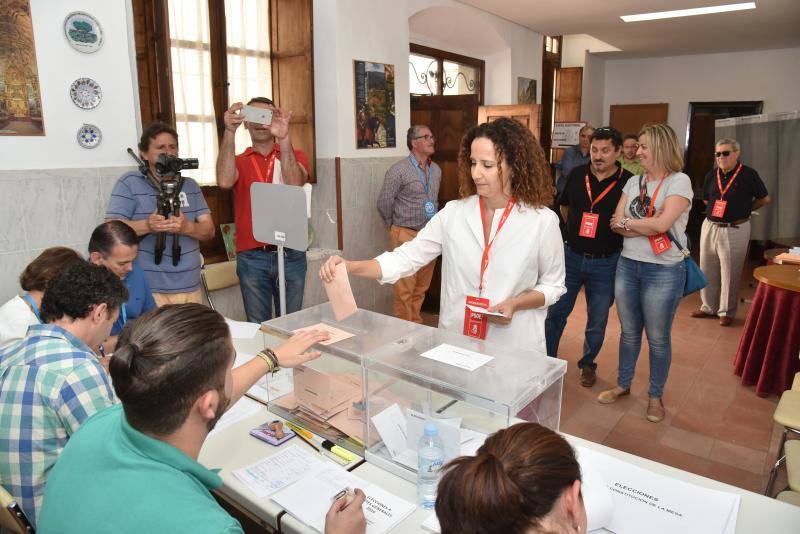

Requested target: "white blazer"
[{"left": 376, "top": 195, "right": 566, "bottom": 353}]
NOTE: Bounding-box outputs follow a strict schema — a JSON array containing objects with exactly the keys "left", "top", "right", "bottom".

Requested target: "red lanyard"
[
  {"left": 585, "top": 166, "right": 622, "bottom": 213},
  {"left": 716, "top": 163, "right": 742, "bottom": 199},
  {"left": 478, "top": 196, "right": 516, "bottom": 293},
  {"left": 641, "top": 174, "right": 667, "bottom": 218},
  {"left": 250, "top": 149, "right": 279, "bottom": 183}
]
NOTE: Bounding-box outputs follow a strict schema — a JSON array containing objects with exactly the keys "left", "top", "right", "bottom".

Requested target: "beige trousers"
[
  {"left": 152, "top": 289, "right": 204, "bottom": 307},
  {"left": 390, "top": 225, "right": 436, "bottom": 324},
  {"left": 699, "top": 219, "right": 750, "bottom": 318}
]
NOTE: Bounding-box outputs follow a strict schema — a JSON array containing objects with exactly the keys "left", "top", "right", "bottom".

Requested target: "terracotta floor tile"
[
  {"left": 659, "top": 427, "right": 715, "bottom": 458},
  {"left": 721, "top": 404, "right": 776, "bottom": 434},
  {"left": 611, "top": 412, "right": 669, "bottom": 442},
  {"left": 709, "top": 440, "right": 767, "bottom": 474},
  {"left": 670, "top": 404, "right": 725, "bottom": 438},
  {"left": 715, "top": 422, "right": 772, "bottom": 452},
  {"left": 649, "top": 444, "right": 709, "bottom": 476},
  {"left": 702, "top": 460, "right": 765, "bottom": 493},
  {"left": 603, "top": 428, "right": 657, "bottom": 460}
]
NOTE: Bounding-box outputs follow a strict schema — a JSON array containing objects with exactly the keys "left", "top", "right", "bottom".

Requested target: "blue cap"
[{"left": 424, "top": 422, "right": 438, "bottom": 436}]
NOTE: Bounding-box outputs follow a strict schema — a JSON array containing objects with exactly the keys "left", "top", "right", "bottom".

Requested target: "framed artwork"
[
  {"left": 0, "top": 0, "right": 45, "bottom": 136},
  {"left": 517, "top": 77, "right": 537, "bottom": 105},
  {"left": 354, "top": 60, "right": 396, "bottom": 149}
]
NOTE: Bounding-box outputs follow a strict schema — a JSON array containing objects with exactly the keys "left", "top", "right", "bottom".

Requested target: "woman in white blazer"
[{"left": 320, "top": 118, "right": 566, "bottom": 353}]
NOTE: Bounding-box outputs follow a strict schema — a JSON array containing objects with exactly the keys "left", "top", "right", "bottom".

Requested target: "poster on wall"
[
  {"left": 354, "top": 60, "right": 396, "bottom": 149},
  {"left": 552, "top": 122, "right": 587, "bottom": 148},
  {"left": 0, "top": 0, "right": 45, "bottom": 136},
  {"left": 517, "top": 77, "right": 536, "bottom": 105}
]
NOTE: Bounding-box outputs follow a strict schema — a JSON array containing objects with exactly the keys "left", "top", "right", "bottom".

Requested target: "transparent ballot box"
[{"left": 261, "top": 304, "right": 566, "bottom": 480}]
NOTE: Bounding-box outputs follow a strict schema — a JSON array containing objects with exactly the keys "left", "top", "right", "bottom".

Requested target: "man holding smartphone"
[{"left": 216, "top": 97, "right": 310, "bottom": 323}]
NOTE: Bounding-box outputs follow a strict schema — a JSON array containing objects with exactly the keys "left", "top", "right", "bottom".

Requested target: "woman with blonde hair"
[
  {"left": 599, "top": 123, "right": 693, "bottom": 423},
  {"left": 320, "top": 118, "right": 565, "bottom": 351}
]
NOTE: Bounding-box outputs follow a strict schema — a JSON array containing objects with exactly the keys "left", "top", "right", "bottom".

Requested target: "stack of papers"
[
  {"left": 272, "top": 463, "right": 416, "bottom": 533},
  {"left": 577, "top": 446, "right": 740, "bottom": 534}
]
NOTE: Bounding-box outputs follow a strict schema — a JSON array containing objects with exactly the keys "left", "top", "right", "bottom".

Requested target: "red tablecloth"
[{"left": 734, "top": 282, "right": 800, "bottom": 397}]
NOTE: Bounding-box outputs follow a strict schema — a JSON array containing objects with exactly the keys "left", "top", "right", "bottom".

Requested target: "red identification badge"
[
  {"left": 463, "top": 296, "right": 489, "bottom": 340},
  {"left": 579, "top": 212, "right": 599, "bottom": 238},
  {"left": 711, "top": 199, "right": 727, "bottom": 218},
  {"left": 649, "top": 233, "right": 672, "bottom": 255}
]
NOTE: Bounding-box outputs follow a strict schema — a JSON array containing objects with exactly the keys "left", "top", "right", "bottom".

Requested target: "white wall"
[
  {"left": 581, "top": 52, "right": 605, "bottom": 128},
  {"left": 0, "top": 1, "right": 139, "bottom": 169},
  {"left": 603, "top": 47, "right": 800, "bottom": 147},
  {"left": 313, "top": 0, "right": 410, "bottom": 159},
  {"left": 561, "top": 34, "right": 619, "bottom": 68}
]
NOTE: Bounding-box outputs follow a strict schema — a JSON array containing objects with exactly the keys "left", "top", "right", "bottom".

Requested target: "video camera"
[{"left": 127, "top": 149, "right": 199, "bottom": 266}]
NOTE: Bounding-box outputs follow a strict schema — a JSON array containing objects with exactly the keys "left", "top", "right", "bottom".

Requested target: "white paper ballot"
[
  {"left": 233, "top": 445, "right": 325, "bottom": 499},
  {"left": 371, "top": 403, "right": 408, "bottom": 459},
  {"left": 465, "top": 304, "right": 506, "bottom": 317},
  {"left": 406, "top": 409, "right": 462, "bottom": 460},
  {"left": 272, "top": 463, "right": 416, "bottom": 533},
  {"left": 576, "top": 447, "right": 740, "bottom": 534},
  {"left": 225, "top": 318, "right": 261, "bottom": 339},
  {"left": 420, "top": 343, "right": 493, "bottom": 371},
  {"left": 422, "top": 513, "right": 441, "bottom": 533}
]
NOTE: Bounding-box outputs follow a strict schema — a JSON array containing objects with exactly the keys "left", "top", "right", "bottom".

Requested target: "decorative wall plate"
[
  {"left": 77, "top": 124, "right": 102, "bottom": 149},
  {"left": 70, "top": 78, "right": 102, "bottom": 109},
  {"left": 64, "top": 12, "right": 103, "bottom": 53}
]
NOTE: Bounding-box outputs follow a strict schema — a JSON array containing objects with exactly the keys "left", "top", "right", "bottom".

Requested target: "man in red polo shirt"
[{"left": 216, "top": 98, "right": 309, "bottom": 323}]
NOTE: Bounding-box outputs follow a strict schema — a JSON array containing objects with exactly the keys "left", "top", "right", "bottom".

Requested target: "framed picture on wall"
[
  {"left": 0, "top": 0, "right": 45, "bottom": 136},
  {"left": 354, "top": 60, "right": 396, "bottom": 149},
  {"left": 517, "top": 77, "right": 536, "bottom": 105}
]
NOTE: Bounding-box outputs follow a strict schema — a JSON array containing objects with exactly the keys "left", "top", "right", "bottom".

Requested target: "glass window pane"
[
  {"left": 442, "top": 61, "right": 478, "bottom": 96},
  {"left": 552, "top": 38, "right": 559, "bottom": 55},
  {"left": 409, "top": 53, "right": 437, "bottom": 95},
  {"left": 169, "top": 0, "right": 217, "bottom": 185},
  {"left": 225, "top": 0, "right": 271, "bottom": 151}
]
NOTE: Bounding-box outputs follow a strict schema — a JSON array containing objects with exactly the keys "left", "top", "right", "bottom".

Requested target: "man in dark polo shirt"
[
  {"left": 216, "top": 97, "right": 310, "bottom": 323},
  {"left": 690, "top": 138, "right": 769, "bottom": 326},
  {"left": 545, "top": 127, "right": 632, "bottom": 387}
]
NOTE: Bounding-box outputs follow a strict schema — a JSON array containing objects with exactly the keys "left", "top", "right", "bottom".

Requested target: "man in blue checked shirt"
[{"left": 0, "top": 262, "right": 127, "bottom": 528}]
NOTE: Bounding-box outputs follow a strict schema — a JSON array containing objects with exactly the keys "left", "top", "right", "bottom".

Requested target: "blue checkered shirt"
[{"left": 0, "top": 324, "right": 115, "bottom": 528}]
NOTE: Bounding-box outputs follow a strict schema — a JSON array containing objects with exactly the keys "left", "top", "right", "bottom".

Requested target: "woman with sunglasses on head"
[
  {"left": 600, "top": 123, "right": 693, "bottom": 423},
  {"left": 320, "top": 118, "right": 565, "bottom": 353}
]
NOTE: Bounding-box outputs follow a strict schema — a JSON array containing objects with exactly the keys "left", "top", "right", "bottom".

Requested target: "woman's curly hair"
[{"left": 458, "top": 118, "right": 554, "bottom": 208}]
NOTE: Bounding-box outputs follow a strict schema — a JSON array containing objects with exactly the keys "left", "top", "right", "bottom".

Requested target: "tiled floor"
[{"left": 423, "top": 260, "right": 791, "bottom": 495}]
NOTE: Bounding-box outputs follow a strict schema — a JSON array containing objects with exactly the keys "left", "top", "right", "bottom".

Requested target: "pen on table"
[
  {"left": 290, "top": 427, "right": 320, "bottom": 452},
  {"left": 285, "top": 421, "right": 314, "bottom": 440}
]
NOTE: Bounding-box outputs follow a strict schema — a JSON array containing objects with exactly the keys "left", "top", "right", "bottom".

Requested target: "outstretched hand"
[{"left": 273, "top": 329, "right": 330, "bottom": 368}]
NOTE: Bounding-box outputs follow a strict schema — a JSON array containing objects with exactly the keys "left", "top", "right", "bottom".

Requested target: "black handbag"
[{"left": 666, "top": 231, "right": 708, "bottom": 297}]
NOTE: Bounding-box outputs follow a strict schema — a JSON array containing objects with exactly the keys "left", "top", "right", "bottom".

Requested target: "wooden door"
[
  {"left": 609, "top": 103, "right": 669, "bottom": 137},
  {"left": 551, "top": 67, "right": 582, "bottom": 164},
  {"left": 478, "top": 104, "right": 541, "bottom": 141},
  {"left": 410, "top": 94, "right": 479, "bottom": 312}
]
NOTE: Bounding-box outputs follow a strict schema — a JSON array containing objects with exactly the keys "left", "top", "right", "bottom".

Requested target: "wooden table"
[{"left": 734, "top": 265, "right": 800, "bottom": 396}]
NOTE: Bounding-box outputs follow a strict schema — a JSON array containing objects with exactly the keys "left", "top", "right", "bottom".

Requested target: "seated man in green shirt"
[{"left": 39, "top": 304, "right": 366, "bottom": 534}]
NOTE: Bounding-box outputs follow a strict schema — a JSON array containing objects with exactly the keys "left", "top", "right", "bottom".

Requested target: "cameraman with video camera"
[{"left": 106, "top": 123, "right": 215, "bottom": 306}]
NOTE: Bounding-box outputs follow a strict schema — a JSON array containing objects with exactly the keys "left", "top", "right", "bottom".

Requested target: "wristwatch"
[{"left": 256, "top": 348, "right": 280, "bottom": 374}]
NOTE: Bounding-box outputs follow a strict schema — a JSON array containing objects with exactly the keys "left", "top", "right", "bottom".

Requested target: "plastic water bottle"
[{"left": 417, "top": 422, "right": 445, "bottom": 509}]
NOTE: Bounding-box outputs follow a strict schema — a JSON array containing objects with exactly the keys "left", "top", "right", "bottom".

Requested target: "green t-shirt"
[
  {"left": 38, "top": 404, "right": 243, "bottom": 534},
  {"left": 618, "top": 156, "right": 645, "bottom": 177}
]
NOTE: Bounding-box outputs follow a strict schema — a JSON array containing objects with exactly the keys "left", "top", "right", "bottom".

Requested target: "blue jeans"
[
  {"left": 545, "top": 246, "right": 619, "bottom": 369},
  {"left": 236, "top": 247, "right": 307, "bottom": 323},
  {"left": 615, "top": 256, "right": 685, "bottom": 398}
]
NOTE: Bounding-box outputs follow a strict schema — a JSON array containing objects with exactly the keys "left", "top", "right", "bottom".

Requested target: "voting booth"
[{"left": 261, "top": 303, "right": 566, "bottom": 482}]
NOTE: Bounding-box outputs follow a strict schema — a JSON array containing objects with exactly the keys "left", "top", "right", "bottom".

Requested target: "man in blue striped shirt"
[
  {"left": 0, "top": 262, "right": 127, "bottom": 527},
  {"left": 106, "top": 122, "right": 215, "bottom": 306}
]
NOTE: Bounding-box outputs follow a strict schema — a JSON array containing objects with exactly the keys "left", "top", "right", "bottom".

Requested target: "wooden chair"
[
  {"left": 200, "top": 257, "right": 239, "bottom": 311},
  {"left": 0, "top": 485, "right": 35, "bottom": 533}
]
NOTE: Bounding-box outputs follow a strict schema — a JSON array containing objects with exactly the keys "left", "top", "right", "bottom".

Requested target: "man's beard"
[{"left": 206, "top": 389, "right": 231, "bottom": 432}]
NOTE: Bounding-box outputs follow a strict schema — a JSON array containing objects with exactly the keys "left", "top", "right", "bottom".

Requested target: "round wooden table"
[{"left": 734, "top": 265, "right": 800, "bottom": 397}]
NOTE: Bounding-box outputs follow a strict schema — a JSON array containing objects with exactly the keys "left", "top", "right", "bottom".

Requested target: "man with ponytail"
[
  {"left": 437, "top": 423, "right": 587, "bottom": 534},
  {"left": 39, "top": 304, "right": 366, "bottom": 534}
]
